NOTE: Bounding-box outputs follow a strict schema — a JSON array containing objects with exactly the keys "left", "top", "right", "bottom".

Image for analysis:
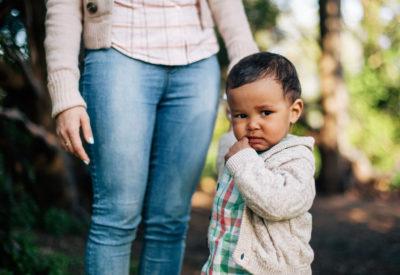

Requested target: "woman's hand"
[
  {"left": 55, "top": 106, "right": 94, "bottom": 164},
  {"left": 224, "top": 137, "right": 251, "bottom": 162}
]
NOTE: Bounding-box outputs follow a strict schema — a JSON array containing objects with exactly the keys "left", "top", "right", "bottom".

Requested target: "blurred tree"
[
  {"left": 317, "top": 0, "right": 351, "bottom": 193},
  {"left": 0, "top": 0, "right": 90, "bottom": 213},
  {"left": 0, "top": 0, "right": 50, "bottom": 127},
  {"left": 345, "top": 0, "right": 400, "bottom": 191},
  {"left": 244, "top": 0, "right": 279, "bottom": 32},
  {"left": 317, "top": 0, "right": 400, "bottom": 194},
  {"left": 217, "top": 0, "right": 279, "bottom": 73}
]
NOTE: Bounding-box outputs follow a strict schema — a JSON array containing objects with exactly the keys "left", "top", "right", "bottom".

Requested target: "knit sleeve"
[
  {"left": 216, "top": 131, "right": 236, "bottom": 179},
  {"left": 208, "top": 0, "right": 259, "bottom": 73},
  {"left": 44, "top": 0, "right": 86, "bottom": 117},
  {"left": 226, "top": 147, "right": 316, "bottom": 221}
]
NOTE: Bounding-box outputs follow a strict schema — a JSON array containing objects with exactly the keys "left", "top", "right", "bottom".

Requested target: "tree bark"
[{"left": 317, "top": 0, "right": 351, "bottom": 193}]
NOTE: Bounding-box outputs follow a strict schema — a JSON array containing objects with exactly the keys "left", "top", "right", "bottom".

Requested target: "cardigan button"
[
  {"left": 240, "top": 253, "right": 244, "bottom": 260},
  {"left": 86, "top": 2, "right": 98, "bottom": 14}
]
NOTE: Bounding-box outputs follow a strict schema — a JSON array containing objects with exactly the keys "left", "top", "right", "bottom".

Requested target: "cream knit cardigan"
[
  {"left": 218, "top": 132, "right": 316, "bottom": 275},
  {"left": 44, "top": 0, "right": 258, "bottom": 117}
]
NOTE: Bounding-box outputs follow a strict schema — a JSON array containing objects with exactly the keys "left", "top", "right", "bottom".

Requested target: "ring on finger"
[{"left": 65, "top": 141, "right": 71, "bottom": 146}]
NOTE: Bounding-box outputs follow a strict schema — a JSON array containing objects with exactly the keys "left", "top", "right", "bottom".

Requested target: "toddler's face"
[{"left": 227, "top": 77, "right": 302, "bottom": 151}]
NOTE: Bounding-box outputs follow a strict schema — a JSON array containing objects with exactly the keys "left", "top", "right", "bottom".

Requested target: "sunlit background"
[
  {"left": 1, "top": 0, "right": 399, "bottom": 274},
  {"left": 198, "top": 0, "right": 400, "bottom": 201}
]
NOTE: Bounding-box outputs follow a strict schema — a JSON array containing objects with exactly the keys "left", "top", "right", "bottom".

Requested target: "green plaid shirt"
[{"left": 201, "top": 168, "right": 251, "bottom": 274}]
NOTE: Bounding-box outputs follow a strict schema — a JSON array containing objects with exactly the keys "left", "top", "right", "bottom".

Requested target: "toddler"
[{"left": 202, "top": 52, "right": 316, "bottom": 275}]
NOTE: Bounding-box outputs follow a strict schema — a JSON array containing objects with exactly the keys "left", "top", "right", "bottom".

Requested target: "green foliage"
[
  {"left": 201, "top": 106, "right": 230, "bottom": 180},
  {"left": 290, "top": 122, "right": 321, "bottom": 178},
  {"left": 130, "top": 261, "right": 139, "bottom": 275},
  {"left": 0, "top": 204, "right": 86, "bottom": 274},
  {"left": 0, "top": 232, "right": 72, "bottom": 275},
  {"left": 43, "top": 208, "right": 85, "bottom": 237},
  {"left": 216, "top": 0, "right": 279, "bottom": 70},
  {"left": 391, "top": 173, "right": 400, "bottom": 191},
  {"left": 1, "top": 233, "right": 48, "bottom": 274},
  {"left": 345, "top": 0, "right": 400, "bottom": 182},
  {"left": 0, "top": 138, "right": 86, "bottom": 273},
  {"left": 244, "top": 0, "right": 279, "bottom": 31},
  {"left": 0, "top": 152, "right": 37, "bottom": 230}
]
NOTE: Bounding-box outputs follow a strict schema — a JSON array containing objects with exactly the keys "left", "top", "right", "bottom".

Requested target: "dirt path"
[
  {"left": 181, "top": 192, "right": 400, "bottom": 275},
  {"left": 37, "top": 192, "right": 400, "bottom": 274}
]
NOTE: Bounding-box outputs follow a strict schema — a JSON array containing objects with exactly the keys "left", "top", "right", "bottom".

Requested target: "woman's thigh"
[{"left": 142, "top": 55, "right": 221, "bottom": 236}]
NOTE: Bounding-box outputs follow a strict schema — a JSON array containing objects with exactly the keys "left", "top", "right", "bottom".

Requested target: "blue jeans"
[{"left": 81, "top": 48, "right": 220, "bottom": 275}]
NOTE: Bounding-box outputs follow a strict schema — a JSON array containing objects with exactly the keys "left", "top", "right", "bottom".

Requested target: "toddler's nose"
[{"left": 247, "top": 118, "right": 261, "bottom": 130}]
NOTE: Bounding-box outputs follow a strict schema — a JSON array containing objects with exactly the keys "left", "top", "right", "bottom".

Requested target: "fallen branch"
[{"left": 0, "top": 107, "right": 58, "bottom": 148}]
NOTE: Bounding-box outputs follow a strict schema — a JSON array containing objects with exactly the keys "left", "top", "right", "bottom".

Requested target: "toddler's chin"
[{"left": 250, "top": 144, "right": 269, "bottom": 152}]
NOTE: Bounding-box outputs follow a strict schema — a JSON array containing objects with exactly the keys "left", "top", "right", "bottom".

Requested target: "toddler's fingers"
[{"left": 225, "top": 151, "right": 232, "bottom": 162}]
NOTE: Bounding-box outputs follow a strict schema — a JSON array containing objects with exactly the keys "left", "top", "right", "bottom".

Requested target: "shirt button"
[
  {"left": 86, "top": 2, "right": 98, "bottom": 14},
  {"left": 212, "top": 223, "right": 216, "bottom": 229}
]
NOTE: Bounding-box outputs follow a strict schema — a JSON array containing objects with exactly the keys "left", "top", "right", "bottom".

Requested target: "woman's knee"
[
  {"left": 142, "top": 213, "right": 190, "bottom": 242},
  {"left": 89, "top": 202, "right": 142, "bottom": 245}
]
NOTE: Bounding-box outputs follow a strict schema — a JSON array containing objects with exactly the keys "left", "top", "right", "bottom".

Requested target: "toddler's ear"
[
  {"left": 226, "top": 104, "right": 232, "bottom": 120},
  {"left": 289, "top": 99, "right": 303, "bottom": 124}
]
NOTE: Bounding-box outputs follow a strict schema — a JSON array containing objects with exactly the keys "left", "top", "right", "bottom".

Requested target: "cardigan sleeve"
[
  {"left": 226, "top": 147, "right": 316, "bottom": 221},
  {"left": 44, "top": 0, "right": 87, "bottom": 117},
  {"left": 208, "top": 0, "right": 259, "bottom": 72},
  {"left": 216, "top": 131, "right": 237, "bottom": 179}
]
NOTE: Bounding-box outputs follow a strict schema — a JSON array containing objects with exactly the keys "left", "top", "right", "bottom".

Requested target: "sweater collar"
[{"left": 257, "top": 134, "right": 315, "bottom": 159}]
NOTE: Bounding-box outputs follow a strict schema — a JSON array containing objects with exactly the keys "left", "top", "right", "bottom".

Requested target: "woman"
[{"left": 44, "top": 0, "right": 258, "bottom": 274}]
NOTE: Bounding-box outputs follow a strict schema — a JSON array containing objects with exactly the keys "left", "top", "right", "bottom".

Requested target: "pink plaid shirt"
[{"left": 111, "top": 0, "right": 219, "bottom": 65}]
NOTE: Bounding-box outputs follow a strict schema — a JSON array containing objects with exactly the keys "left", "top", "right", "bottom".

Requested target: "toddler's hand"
[{"left": 225, "top": 137, "right": 251, "bottom": 161}]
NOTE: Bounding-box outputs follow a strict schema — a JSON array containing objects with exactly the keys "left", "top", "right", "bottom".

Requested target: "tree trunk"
[
  {"left": 317, "top": 0, "right": 351, "bottom": 193},
  {"left": 0, "top": 0, "right": 91, "bottom": 214},
  {"left": 24, "top": 0, "right": 53, "bottom": 129}
]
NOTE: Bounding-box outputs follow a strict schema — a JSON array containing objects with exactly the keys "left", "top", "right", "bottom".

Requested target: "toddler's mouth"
[{"left": 247, "top": 136, "right": 263, "bottom": 143}]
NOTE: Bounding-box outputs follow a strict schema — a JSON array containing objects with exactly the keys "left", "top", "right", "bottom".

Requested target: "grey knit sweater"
[{"left": 218, "top": 132, "right": 316, "bottom": 274}]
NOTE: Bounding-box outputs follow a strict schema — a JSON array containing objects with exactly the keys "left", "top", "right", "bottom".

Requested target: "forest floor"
[{"left": 36, "top": 191, "right": 400, "bottom": 275}]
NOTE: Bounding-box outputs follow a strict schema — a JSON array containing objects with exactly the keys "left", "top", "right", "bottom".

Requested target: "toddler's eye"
[
  {"left": 235, "top": 114, "right": 247, "bottom": 118},
  {"left": 261, "top": 111, "right": 272, "bottom": 116}
]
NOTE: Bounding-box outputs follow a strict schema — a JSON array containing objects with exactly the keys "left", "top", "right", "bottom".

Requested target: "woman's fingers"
[
  {"left": 69, "top": 129, "right": 90, "bottom": 164},
  {"left": 81, "top": 112, "right": 94, "bottom": 145},
  {"left": 60, "top": 131, "right": 73, "bottom": 154},
  {"left": 56, "top": 106, "right": 92, "bottom": 164}
]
